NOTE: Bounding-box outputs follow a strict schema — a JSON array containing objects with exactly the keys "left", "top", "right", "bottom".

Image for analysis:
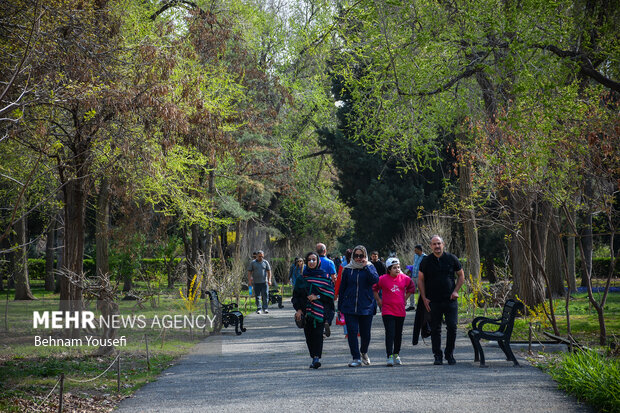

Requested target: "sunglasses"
[
  {"left": 308, "top": 258, "right": 317, "bottom": 262},
  {"left": 353, "top": 253, "right": 365, "bottom": 259}
]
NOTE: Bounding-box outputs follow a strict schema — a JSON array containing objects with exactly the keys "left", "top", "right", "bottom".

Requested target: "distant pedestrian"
[
  {"left": 316, "top": 242, "right": 337, "bottom": 336},
  {"left": 292, "top": 251, "right": 335, "bottom": 369},
  {"left": 407, "top": 245, "right": 426, "bottom": 311},
  {"left": 370, "top": 251, "right": 387, "bottom": 277},
  {"left": 335, "top": 249, "right": 353, "bottom": 337},
  {"left": 338, "top": 245, "right": 379, "bottom": 367},
  {"left": 418, "top": 236, "right": 465, "bottom": 365},
  {"left": 289, "top": 257, "right": 304, "bottom": 287},
  {"left": 248, "top": 250, "right": 272, "bottom": 314},
  {"left": 373, "top": 257, "right": 415, "bottom": 366}
]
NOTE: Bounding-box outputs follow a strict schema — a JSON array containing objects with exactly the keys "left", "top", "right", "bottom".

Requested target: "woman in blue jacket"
[{"left": 338, "top": 245, "right": 379, "bottom": 367}]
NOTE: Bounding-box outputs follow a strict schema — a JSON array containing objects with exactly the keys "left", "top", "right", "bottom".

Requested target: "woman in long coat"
[{"left": 338, "top": 245, "right": 379, "bottom": 367}]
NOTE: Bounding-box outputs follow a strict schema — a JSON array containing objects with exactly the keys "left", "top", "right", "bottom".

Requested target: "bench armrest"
[
  {"left": 476, "top": 319, "right": 503, "bottom": 332},
  {"left": 222, "top": 303, "right": 239, "bottom": 312},
  {"left": 472, "top": 316, "right": 501, "bottom": 330}
]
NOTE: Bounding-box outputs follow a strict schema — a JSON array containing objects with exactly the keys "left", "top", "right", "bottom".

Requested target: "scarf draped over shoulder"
[
  {"left": 344, "top": 245, "right": 368, "bottom": 270},
  {"left": 302, "top": 264, "right": 335, "bottom": 326}
]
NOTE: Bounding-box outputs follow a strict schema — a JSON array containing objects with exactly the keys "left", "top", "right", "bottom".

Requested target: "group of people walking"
[{"left": 248, "top": 235, "right": 465, "bottom": 369}]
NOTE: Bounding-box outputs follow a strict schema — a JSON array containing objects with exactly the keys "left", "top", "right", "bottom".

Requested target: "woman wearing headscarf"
[
  {"left": 338, "top": 245, "right": 380, "bottom": 367},
  {"left": 292, "top": 251, "right": 335, "bottom": 369},
  {"left": 289, "top": 257, "right": 304, "bottom": 287}
]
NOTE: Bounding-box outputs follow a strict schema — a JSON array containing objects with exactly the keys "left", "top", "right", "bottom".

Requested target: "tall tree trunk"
[
  {"left": 202, "top": 169, "right": 215, "bottom": 291},
  {"left": 580, "top": 212, "right": 593, "bottom": 287},
  {"left": 188, "top": 224, "right": 199, "bottom": 292},
  {"left": 234, "top": 220, "right": 242, "bottom": 260},
  {"left": 6, "top": 232, "right": 15, "bottom": 289},
  {"left": 546, "top": 212, "right": 566, "bottom": 298},
  {"left": 565, "top": 207, "right": 577, "bottom": 293},
  {"left": 459, "top": 162, "right": 481, "bottom": 283},
  {"left": 61, "top": 178, "right": 87, "bottom": 338},
  {"left": 509, "top": 192, "right": 546, "bottom": 306},
  {"left": 44, "top": 215, "right": 56, "bottom": 291},
  {"left": 579, "top": 179, "right": 594, "bottom": 287},
  {"left": 1, "top": 236, "right": 12, "bottom": 291},
  {"left": 183, "top": 224, "right": 199, "bottom": 292},
  {"left": 54, "top": 213, "right": 64, "bottom": 293},
  {"left": 216, "top": 229, "right": 225, "bottom": 265},
  {"left": 92, "top": 179, "right": 116, "bottom": 355},
  {"left": 121, "top": 260, "right": 134, "bottom": 292},
  {"left": 14, "top": 211, "right": 35, "bottom": 300},
  {"left": 221, "top": 226, "right": 228, "bottom": 259},
  {"left": 96, "top": 177, "right": 110, "bottom": 278}
]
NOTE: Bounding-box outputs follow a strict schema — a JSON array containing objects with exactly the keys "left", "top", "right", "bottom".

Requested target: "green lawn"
[
  {"left": 458, "top": 280, "right": 620, "bottom": 348},
  {"left": 0, "top": 286, "right": 260, "bottom": 412}
]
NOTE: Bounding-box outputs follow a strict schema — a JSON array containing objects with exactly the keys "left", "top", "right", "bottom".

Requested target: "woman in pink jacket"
[{"left": 373, "top": 257, "right": 415, "bottom": 366}]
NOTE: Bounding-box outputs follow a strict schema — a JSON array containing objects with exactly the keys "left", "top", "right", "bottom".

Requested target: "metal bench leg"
[
  {"left": 471, "top": 332, "right": 487, "bottom": 367},
  {"left": 498, "top": 340, "right": 510, "bottom": 360},
  {"left": 233, "top": 316, "right": 242, "bottom": 335},
  {"left": 239, "top": 314, "right": 247, "bottom": 332},
  {"left": 502, "top": 340, "right": 520, "bottom": 366},
  {"left": 468, "top": 330, "right": 479, "bottom": 362}
]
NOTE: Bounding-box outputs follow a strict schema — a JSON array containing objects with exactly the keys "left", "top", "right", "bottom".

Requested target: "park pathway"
[{"left": 115, "top": 305, "right": 592, "bottom": 412}]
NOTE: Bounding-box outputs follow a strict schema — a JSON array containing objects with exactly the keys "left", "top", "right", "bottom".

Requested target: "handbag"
[
  {"left": 335, "top": 311, "right": 346, "bottom": 326},
  {"left": 295, "top": 312, "right": 305, "bottom": 328}
]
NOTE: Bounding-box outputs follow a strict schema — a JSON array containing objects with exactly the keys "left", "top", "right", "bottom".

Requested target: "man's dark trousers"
[{"left": 429, "top": 300, "right": 458, "bottom": 358}]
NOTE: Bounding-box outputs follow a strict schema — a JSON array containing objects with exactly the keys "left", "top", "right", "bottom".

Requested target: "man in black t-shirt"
[
  {"left": 370, "top": 251, "right": 387, "bottom": 275},
  {"left": 418, "top": 235, "right": 465, "bottom": 366}
]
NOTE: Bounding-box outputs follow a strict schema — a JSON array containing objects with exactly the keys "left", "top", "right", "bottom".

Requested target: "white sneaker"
[
  {"left": 394, "top": 354, "right": 402, "bottom": 365},
  {"left": 348, "top": 359, "right": 362, "bottom": 367},
  {"left": 264, "top": 309, "right": 269, "bottom": 314},
  {"left": 386, "top": 355, "right": 394, "bottom": 367},
  {"left": 256, "top": 309, "right": 262, "bottom": 314},
  {"left": 361, "top": 353, "right": 371, "bottom": 366}
]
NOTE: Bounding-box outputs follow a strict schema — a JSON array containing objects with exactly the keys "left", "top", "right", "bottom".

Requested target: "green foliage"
[
  {"left": 546, "top": 350, "right": 620, "bottom": 413},
  {"left": 317, "top": 81, "right": 445, "bottom": 251}
]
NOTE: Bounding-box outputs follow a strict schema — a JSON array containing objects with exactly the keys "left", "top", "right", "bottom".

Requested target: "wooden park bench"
[
  {"left": 268, "top": 288, "right": 284, "bottom": 308},
  {"left": 206, "top": 290, "right": 246, "bottom": 336},
  {"left": 468, "top": 299, "right": 524, "bottom": 367}
]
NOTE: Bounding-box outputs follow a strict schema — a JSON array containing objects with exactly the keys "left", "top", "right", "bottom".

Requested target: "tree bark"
[
  {"left": 96, "top": 294, "right": 118, "bottom": 356},
  {"left": 54, "top": 213, "right": 64, "bottom": 293},
  {"left": 545, "top": 212, "right": 566, "bottom": 298},
  {"left": 14, "top": 211, "right": 35, "bottom": 300},
  {"left": 566, "top": 207, "right": 577, "bottom": 292},
  {"left": 509, "top": 191, "right": 546, "bottom": 306},
  {"left": 96, "top": 177, "right": 110, "bottom": 278},
  {"left": 60, "top": 178, "right": 87, "bottom": 338},
  {"left": 203, "top": 169, "right": 215, "bottom": 291},
  {"left": 183, "top": 223, "right": 199, "bottom": 292},
  {"left": 459, "top": 162, "right": 481, "bottom": 283},
  {"left": 579, "top": 179, "right": 594, "bottom": 286},
  {"left": 6, "top": 232, "right": 15, "bottom": 289},
  {"left": 234, "top": 220, "right": 242, "bottom": 260},
  {"left": 580, "top": 212, "right": 593, "bottom": 286},
  {"left": 44, "top": 215, "right": 56, "bottom": 291}
]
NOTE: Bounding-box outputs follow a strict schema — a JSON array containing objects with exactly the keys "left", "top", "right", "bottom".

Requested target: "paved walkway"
[{"left": 116, "top": 305, "right": 592, "bottom": 412}]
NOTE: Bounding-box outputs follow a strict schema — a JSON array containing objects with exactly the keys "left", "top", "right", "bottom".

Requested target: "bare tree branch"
[
  {"left": 298, "top": 149, "right": 332, "bottom": 160},
  {"left": 533, "top": 44, "right": 620, "bottom": 92}
]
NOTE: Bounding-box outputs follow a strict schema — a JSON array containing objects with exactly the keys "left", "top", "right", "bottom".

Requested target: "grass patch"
[
  {"left": 544, "top": 350, "right": 620, "bottom": 413},
  {"left": 456, "top": 285, "right": 620, "bottom": 412},
  {"left": 0, "top": 285, "right": 272, "bottom": 412},
  {"left": 458, "top": 288, "right": 620, "bottom": 347}
]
